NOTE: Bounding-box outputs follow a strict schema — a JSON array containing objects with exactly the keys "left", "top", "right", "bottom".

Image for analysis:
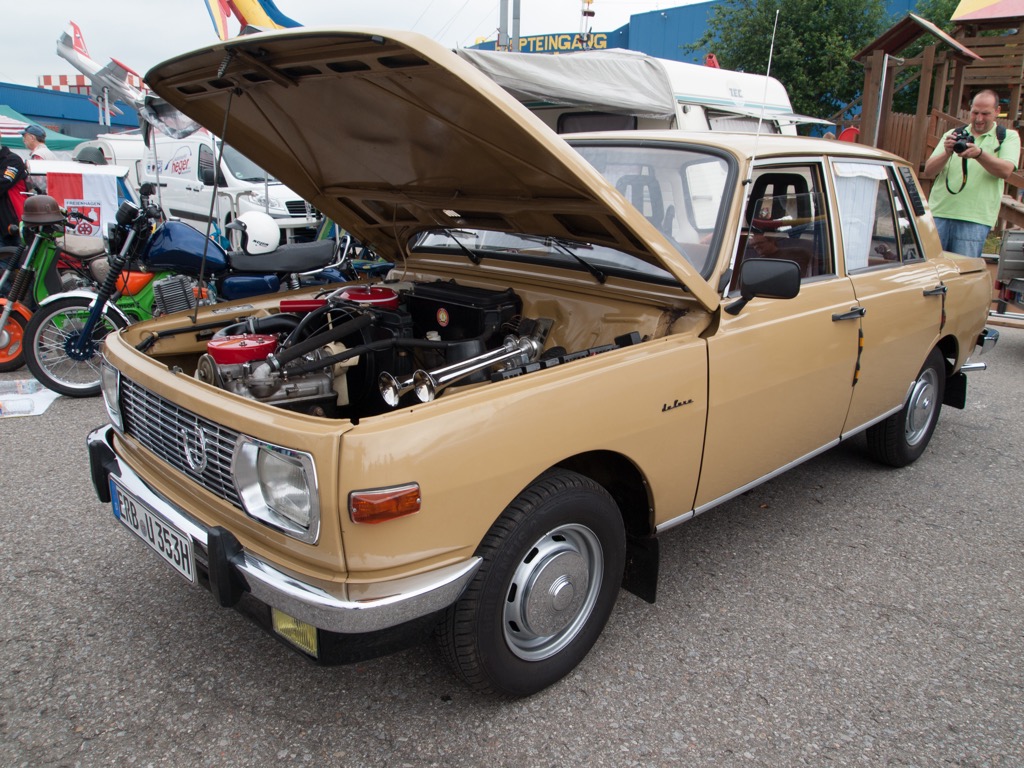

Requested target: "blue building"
[
  {"left": 0, "top": 80, "right": 138, "bottom": 141},
  {"left": 478, "top": 0, "right": 922, "bottom": 61}
]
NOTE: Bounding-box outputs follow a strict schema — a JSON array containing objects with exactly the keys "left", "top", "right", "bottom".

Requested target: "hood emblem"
[{"left": 181, "top": 422, "right": 209, "bottom": 473}]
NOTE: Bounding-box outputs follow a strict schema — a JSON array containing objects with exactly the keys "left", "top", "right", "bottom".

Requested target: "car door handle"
[
  {"left": 832, "top": 307, "right": 866, "bottom": 321},
  {"left": 923, "top": 284, "right": 947, "bottom": 296}
]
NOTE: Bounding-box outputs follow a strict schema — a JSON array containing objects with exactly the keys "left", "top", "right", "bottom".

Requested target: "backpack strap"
[{"left": 963, "top": 123, "right": 1007, "bottom": 151}]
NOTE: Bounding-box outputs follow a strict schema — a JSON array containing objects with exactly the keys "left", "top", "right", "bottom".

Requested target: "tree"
[
  {"left": 913, "top": 0, "right": 960, "bottom": 30},
  {"left": 692, "top": 0, "right": 889, "bottom": 120},
  {"left": 889, "top": 0, "right": 975, "bottom": 114}
]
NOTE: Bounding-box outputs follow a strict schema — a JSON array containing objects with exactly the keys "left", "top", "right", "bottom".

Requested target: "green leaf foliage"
[{"left": 693, "top": 0, "right": 889, "bottom": 120}]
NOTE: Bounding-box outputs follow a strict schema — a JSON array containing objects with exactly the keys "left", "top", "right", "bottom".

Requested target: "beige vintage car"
[{"left": 87, "top": 28, "right": 998, "bottom": 697}]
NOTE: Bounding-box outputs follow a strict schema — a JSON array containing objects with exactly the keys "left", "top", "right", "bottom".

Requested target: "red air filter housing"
[
  {"left": 335, "top": 285, "right": 400, "bottom": 310},
  {"left": 207, "top": 334, "right": 278, "bottom": 365}
]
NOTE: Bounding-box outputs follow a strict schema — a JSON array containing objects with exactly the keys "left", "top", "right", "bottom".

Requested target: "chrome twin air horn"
[{"left": 380, "top": 334, "right": 545, "bottom": 407}]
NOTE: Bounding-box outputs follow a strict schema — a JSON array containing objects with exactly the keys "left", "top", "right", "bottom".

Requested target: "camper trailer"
[{"left": 457, "top": 48, "right": 829, "bottom": 136}]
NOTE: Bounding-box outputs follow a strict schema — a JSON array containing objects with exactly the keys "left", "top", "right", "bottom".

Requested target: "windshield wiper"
[
  {"left": 518, "top": 235, "right": 606, "bottom": 283},
  {"left": 441, "top": 229, "right": 482, "bottom": 265}
]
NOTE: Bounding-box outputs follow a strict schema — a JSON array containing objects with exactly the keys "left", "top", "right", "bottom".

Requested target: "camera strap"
[
  {"left": 944, "top": 156, "right": 969, "bottom": 195},
  {"left": 944, "top": 125, "right": 1006, "bottom": 195}
]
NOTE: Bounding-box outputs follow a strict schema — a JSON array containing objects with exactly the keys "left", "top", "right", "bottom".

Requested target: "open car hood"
[{"left": 145, "top": 28, "right": 719, "bottom": 310}]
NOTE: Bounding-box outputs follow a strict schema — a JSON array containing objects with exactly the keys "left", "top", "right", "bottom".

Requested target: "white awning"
[
  {"left": 456, "top": 48, "right": 678, "bottom": 120},
  {"left": 704, "top": 103, "right": 834, "bottom": 126}
]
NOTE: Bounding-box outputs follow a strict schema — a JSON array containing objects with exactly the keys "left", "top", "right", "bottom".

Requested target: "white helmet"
[{"left": 227, "top": 211, "right": 279, "bottom": 255}]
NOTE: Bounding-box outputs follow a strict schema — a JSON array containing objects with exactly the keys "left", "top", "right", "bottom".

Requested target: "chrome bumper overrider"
[
  {"left": 977, "top": 327, "right": 999, "bottom": 354},
  {"left": 87, "top": 424, "right": 480, "bottom": 634}
]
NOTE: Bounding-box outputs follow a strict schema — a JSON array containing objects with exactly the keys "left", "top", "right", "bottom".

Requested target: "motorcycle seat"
[
  {"left": 59, "top": 234, "right": 108, "bottom": 259},
  {"left": 230, "top": 239, "right": 337, "bottom": 273}
]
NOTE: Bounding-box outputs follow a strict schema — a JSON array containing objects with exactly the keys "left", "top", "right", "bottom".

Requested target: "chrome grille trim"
[
  {"left": 120, "top": 377, "right": 243, "bottom": 509},
  {"left": 285, "top": 200, "right": 315, "bottom": 218}
]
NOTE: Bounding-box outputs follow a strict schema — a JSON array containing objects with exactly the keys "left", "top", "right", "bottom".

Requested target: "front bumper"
[{"left": 87, "top": 424, "right": 480, "bottom": 637}]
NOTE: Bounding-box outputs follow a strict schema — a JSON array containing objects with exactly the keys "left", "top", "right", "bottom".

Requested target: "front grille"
[
  {"left": 120, "top": 378, "right": 243, "bottom": 509},
  {"left": 286, "top": 200, "right": 315, "bottom": 218}
]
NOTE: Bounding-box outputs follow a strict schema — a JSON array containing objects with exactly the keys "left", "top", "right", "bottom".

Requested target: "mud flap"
[
  {"left": 944, "top": 371, "right": 967, "bottom": 410},
  {"left": 623, "top": 534, "right": 659, "bottom": 604}
]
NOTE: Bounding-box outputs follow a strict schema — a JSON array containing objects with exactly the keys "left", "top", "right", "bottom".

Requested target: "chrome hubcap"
[
  {"left": 503, "top": 523, "right": 603, "bottom": 661},
  {"left": 905, "top": 366, "right": 939, "bottom": 446}
]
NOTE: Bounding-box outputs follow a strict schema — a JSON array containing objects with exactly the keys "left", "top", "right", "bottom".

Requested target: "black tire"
[
  {"left": 0, "top": 308, "right": 28, "bottom": 372},
  {"left": 866, "top": 347, "right": 945, "bottom": 468},
  {"left": 439, "top": 469, "right": 625, "bottom": 697},
  {"left": 24, "top": 295, "right": 128, "bottom": 397}
]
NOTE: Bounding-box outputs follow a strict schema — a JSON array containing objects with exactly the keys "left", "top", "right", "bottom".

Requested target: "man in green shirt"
[{"left": 923, "top": 89, "right": 1020, "bottom": 258}]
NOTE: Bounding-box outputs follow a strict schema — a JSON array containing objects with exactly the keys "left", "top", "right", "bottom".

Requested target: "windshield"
[
  {"left": 412, "top": 144, "right": 733, "bottom": 281},
  {"left": 221, "top": 144, "right": 279, "bottom": 183}
]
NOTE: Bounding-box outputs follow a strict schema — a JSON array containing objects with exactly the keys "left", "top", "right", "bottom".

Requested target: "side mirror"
[
  {"left": 139, "top": 182, "right": 156, "bottom": 197},
  {"left": 725, "top": 258, "right": 801, "bottom": 315}
]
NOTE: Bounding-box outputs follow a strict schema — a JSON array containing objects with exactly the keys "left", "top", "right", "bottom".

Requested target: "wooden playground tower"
[{"left": 841, "top": 5, "right": 1024, "bottom": 227}]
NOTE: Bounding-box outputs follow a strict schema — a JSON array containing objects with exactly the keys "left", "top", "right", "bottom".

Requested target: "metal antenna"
[
  {"left": 747, "top": 9, "right": 781, "bottom": 186},
  {"left": 724, "top": 9, "right": 781, "bottom": 299}
]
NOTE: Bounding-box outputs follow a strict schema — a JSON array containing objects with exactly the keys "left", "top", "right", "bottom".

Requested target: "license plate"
[{"left": 110, "top": 479, "right": 196, "bottom": 584}]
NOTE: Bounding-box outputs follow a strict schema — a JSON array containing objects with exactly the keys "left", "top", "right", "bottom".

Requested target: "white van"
[
  {"left": 71, "top": 132, "right": 147, "bottom": 188},
  {"left": 457, "top": 48, "right": 831, "bottom": 136},
  {"left": 74, "top": 130, "right": 320, "bottom": 245}
]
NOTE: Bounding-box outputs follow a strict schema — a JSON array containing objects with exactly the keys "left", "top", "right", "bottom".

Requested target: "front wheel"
[
  {"left": 24, "top": 296, "right": 128, "bottom": 397},
  {"left": 438, "top": 469, "right": 625, "bottom": 697},
  {"left": 866, "top": 347, "right": 946, "bottom": 467},
  {"left": 0, "top": 307, "right": 28, "bottom": 372}
]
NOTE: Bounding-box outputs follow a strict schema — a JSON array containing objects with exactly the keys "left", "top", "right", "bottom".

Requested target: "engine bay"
[{"left": 185, "top": 279, "right": 642, "bottom": 419}]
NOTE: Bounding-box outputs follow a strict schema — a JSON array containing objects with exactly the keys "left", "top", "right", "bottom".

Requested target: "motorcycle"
[
  {"left": 23, "top": 191, "right": 348, "bottom": 397},
  {"left": 0, "top": 198, "right": 114, "bottom": 372}
]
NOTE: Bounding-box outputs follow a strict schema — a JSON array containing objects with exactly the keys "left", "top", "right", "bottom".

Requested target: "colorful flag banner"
[{"left": 46, "top": 172, "right": 119, "bottom": 238}]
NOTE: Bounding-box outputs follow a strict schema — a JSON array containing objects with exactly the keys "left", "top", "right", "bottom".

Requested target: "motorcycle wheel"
[
  {"left": 24, "top": 296, "right": 129, "bottom": 398},
  {"left": 0, "top": 308, "right": 28, "bottom": 372}
]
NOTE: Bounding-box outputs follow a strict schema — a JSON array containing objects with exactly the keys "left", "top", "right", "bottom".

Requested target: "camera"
[{"left": 952, "top": 127, "right": 975, "bottom": 154}]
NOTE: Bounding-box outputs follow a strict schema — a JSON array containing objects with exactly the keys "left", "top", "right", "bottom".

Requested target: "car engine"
[{"left": 193, "top": 280, "right": 558, "bottom": 418}]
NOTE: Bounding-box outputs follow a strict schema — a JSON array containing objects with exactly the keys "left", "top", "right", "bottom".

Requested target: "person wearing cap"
[
  {"left": 0, "top": 145, "right": 28, "bottom": 246},
  {"left": 22, "top": 125, "right": 56, "bottom": 161}
]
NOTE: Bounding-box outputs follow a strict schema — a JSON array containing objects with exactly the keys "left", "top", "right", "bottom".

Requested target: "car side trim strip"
[{"left": 655, "top": 438, "right": 844, "bottom": 534}]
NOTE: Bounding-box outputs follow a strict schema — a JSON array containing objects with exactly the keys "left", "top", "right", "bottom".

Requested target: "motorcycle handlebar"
[{"left": 64, "top": 209, "right": 96, "bottom": 224}]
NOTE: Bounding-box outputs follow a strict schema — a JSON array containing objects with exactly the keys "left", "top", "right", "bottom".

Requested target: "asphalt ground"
[{"left": 1, "top": 328, "right": 1022, "bottom": 767}]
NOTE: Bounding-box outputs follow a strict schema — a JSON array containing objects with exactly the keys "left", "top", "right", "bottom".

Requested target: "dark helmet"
[
  {"left": 21, "top": 195, "right": 64, "bottom": 225},
  {"left": 75, "top": 147, "right": 107, "bottom": 165}
]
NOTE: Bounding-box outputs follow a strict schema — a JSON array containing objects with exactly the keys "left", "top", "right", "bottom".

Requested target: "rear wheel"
[
  {"left": 0, "top": 307, "right": 28, "bottom": 372},
  {"left": 866, "top": 347, "right": 945, "bottom": 467},
  {"left": 438, "top": 469, "right": 625, "bottom": 697},
  {"left": 24, "top": 296, "right": 128, "bottom": 397}
]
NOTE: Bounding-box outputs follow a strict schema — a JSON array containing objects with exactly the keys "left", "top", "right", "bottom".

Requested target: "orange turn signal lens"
[{"left": 349, "top": 484, "right": 421, "bottom": 524}]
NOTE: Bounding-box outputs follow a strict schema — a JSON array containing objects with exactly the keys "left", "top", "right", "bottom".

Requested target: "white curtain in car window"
[{"left": 833, "top": 162, "right": 887, "bottom": 271}]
